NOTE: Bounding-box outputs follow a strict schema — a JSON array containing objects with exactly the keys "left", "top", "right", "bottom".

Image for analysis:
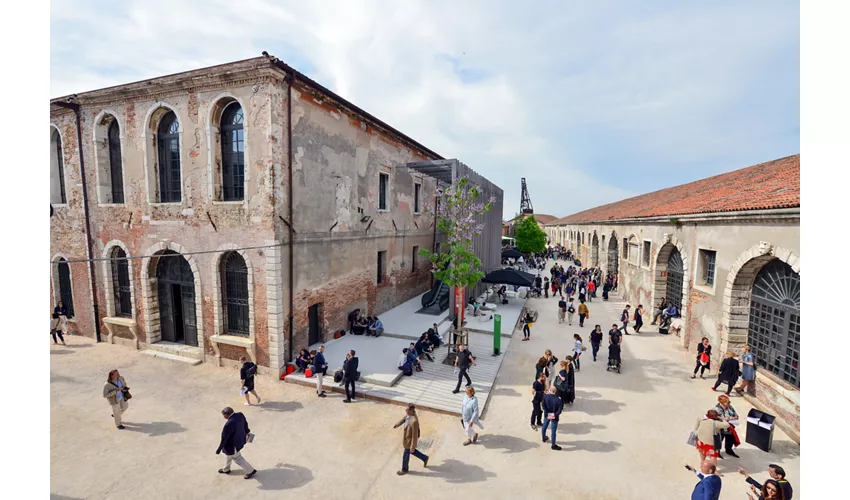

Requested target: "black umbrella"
[
  {"left": 501, "top": 248, "right": 524, "bottom": 259},
  {"left": 481, "top": 268, "right": 536, "bottom": 287}
]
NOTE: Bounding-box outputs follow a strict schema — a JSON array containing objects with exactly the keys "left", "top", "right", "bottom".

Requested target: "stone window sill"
[
  {"left": 693, "top": 283, "right": 716, "bottom": 296},
  {"left": 210, "top": 334, "right": 257, "bottom": 364}
]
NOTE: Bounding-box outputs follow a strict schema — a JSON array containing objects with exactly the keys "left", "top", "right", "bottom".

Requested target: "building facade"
[
  {"left": 49, "top": 55, "right": 454, "bottom": 375},
  {"left": 545, "top": 155, "right": 800, "bottom": 439}
]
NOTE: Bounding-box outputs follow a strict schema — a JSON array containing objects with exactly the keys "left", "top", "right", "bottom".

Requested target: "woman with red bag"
[
  {"left": 691, "top": 337, "right": 712, "bottom": 379},
  {"left": 712, "top": 394, "right": 741, "bottom": 458}
]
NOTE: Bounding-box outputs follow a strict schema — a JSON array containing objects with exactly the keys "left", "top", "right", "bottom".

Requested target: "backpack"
[
  {"left": 333, "top": 369, "right": 343, "bottom": 383},
  {"left": 245, "top": 363, "right": 257, "bottom": 378},
  {"left": 568, "top": 304, "right": 575, "bottom": 314},
  {"left": 402, "top": 362, "right": 413, "bottom": 376}
]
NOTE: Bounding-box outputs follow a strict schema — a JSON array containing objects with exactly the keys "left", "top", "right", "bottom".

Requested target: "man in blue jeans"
[
  {"left": 541, "top": 386, "right": 564, "bottom": 450},
  {"left": 393, "top": 404, "right": 429, "bottom": 475}
]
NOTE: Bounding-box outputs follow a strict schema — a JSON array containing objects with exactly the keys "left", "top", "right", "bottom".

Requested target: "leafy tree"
[
  {"left": 419, "top": 176, "right": 494, "bottom": 290},
  {"left": 515, "top": 215, "right": 546, "bottom": 254}
]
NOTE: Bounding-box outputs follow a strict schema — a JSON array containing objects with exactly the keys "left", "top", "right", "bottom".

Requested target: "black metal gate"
[
  {"left": 665, "top": 248, "right": 684, "bottom": 310},
  {"left": 57, "top": 258, "right": 75, "bottom": 318},
  {"left": 156, "top": 251, "right": 197, "bottom": 346},
  {"left": 222, "top": 252, "right": 249, "bottom": 336},
  {"left": 748, "top": 260, "right": 800, "bottom": 387}
]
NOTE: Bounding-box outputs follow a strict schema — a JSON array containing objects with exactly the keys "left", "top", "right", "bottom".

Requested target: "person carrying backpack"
[{"left": 239, "top": 356, "right": 261, "bottom": 406}]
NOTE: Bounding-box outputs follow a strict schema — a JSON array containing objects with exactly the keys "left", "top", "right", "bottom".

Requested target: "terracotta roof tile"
[{"left": 550, "top": 155, "right": 799, "bottom": 224}]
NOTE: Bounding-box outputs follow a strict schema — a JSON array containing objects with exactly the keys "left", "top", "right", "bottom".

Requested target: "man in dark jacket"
[
  {"left": 216, "top": 407, "right": 257, "bottom": 479},
  {"left": 239, "top": 356, "right": 261, "bottom": 406},
  {"left": 739, "top": 465, "right": 793, "bottom": 500},
  {"left": 313, "top": 345, "right": 328, "bottom": 398},
  {"left": 452, "top": 343, "right": 476, "bottom": 394},
  {"left": 343, "top": 350, "right": 359, "bottom": 403},
  {"left": 530, "top": 373, "right": 546, "bottom": 430},
  {"left": 541, "top": 386, "right": 564, "bottom": 450}
]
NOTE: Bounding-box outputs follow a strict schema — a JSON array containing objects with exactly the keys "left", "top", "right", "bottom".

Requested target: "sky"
[{"left": 50, "top": 0, "right": 800, "bottom": 221}]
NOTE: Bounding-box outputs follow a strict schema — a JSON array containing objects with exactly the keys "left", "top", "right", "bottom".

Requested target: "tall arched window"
[
  {"left": 221, "top": 252, "right": 249, "bottom": 336},
  {"left": 221, "top": 103, "right": 245, "bottom": 201},
  {"left": 749, "top": 260, "right": 800, "bottom": 387},
  {"left": 157, "top": 111, "right": 181, "bottom": 203},
  {"left": 110, "top": 247, "right": 132, "bottom": 317},
  {"left": 108, "top": 120, "right": 125, "bottom": 203},
  {"left": 56, "top": 258, "right": 74, "bottom": 318},
  {"left": 51, "top": 129, "right": 67, "bottom": 204}
]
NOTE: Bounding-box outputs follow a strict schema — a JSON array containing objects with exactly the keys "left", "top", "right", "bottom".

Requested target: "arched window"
[
  {"left": 157, "top": 111, "right": 181, "bottom": 203},
  {"left": 221, "top": 252, "right": 249, "bottom": 336},
  {"left": 108, "top": 121, "right": 125, "bottom": 203},
  {"left": 110, "top": 247, "right": 132, "bottom": 317},
  {"left": 51, "top": 129, "right": 67, "bottom": 204},
  {"left": 56, "top": 258, "right": 74, "bottom": 318},
  {"left": 220, "top": 103, "right": 245, "bottom": 201},
  {"left": 749, "top": 260, "right": 800, "bottom": 387}
]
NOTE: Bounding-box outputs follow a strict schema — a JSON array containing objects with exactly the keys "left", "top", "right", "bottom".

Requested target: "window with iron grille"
[
  {"left": 51, "top": 129, "right": 66, "bottom": 204},
  {"left": 748, "top": 260, "right": 800, "bottom": 388},
  {"left": 377, "top": 251, "right": 386, "bottom": 284},
  {"left": 221, "top": 103, "right": 245, "bottom": 201},
  {"left": 222, "top": 252, "right": 250, "bottom": 336},
  {"left": 57, "top": 258, "right": 74, "bottom": 318},
  {"left": 622, "top": 238, "right": 628, "bottom": 259},
  {"left": 698, "top": 249, "right": 717, "bottom": 287},
  {"left": 110, "top": 247, "right": 132, "bottom": 317},
  {"left": 379, "top": 173, "right": 389, "bottom": 210},
  {"left": 157, "top": 111, "right": 181, "bottom": 203},
  {"left": 412, "top": 246, "right": 419, "bottom": 272},
  {"left": 108, "top": 120, "right": 125, "bottom": 203},
  {"left": 642, "top": 241, "right": 651, "bottom": 267},
  {"left": 414, "top": 183, "right": 421, "bottom": 213}
]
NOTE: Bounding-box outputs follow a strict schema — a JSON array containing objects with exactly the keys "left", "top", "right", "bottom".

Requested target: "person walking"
[
  {"left": 578, "top": 300, "right": 589, "bottom": 327},
  {"left": 522, "top": 308, "right": 533, "bottom": 341},
  {"left": 313, "top": 345, "right": 328, "bottom": 398},
  {"left": 452, "top": 343, "right": 477, "bottom": 394},
  {"left": 590, "top": 325, "right": 603, "bottom": 362},
  {"left": 557, "top": 297, "right": 567, "bottom": 324},
  {"left": 343, "top": 350, "right": 359, "bottom": 403},
  {"left": 393, "top": 403, "right": 429, "bottom": 475},
  {"left": 54, "top": 301, "right": 68, "bottom": 319},
  {"left": 564, "top": 357, "right": 576, "bottom": 404},
  {"left": 216, "top": 406, "right": 257, "bottom": 479},
  {"left": 692, "top": 337, "right": 712, "bottom": 379},
  {"left": 50, "top": 312, "right": 66, "bottom": 345},
  {"left": 634, "top": 304, "right": 644, "bottom": 333},
  {"left": 541, "top": 386, "right": 564, "bottom": 450},
  {"left": 239, "top": 356, "right": 262, "bottom": 406},
  {"left": 587, "top": 279, "right": 595, "bottom": 302},
  {"left": 602, "top": 280, "right": 610, "bottom": 301},
  {"left": 461, "top": 386, "right": 484, "bottom": 445},
  {"left": 686, "top": 461, "right": 722, "bottom": 500},
  {"left": 566, "top": 297, "right": 576, "bottom": 326},
  {"left": 735, "top": 346, "right": 757, "bottom": 395},
  {"left": 530, "top": 373, "right": 546, "bottom": 430},
  {"left": 713, "top": 394, "right": 741, "bottom": 458},
  {"left": 572, "top": 334, "right": 583, "bottom": 371},
  {"left": 103, "top": 369, "right": 130, "bottom": 430},
  {"left": 713, "top": 352, "right": 740, "bottom": 394},
  {"left": 621, "top": 305, "right": 632, "bottom": 335},
  {"left": 739, "top": 465, "right": 793, "bottom": 500},
  {"left": 692, "top": 409, "right": 730, "bottom": 466}
]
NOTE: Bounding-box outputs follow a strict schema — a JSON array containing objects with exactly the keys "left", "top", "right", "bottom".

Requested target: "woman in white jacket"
[{"left": 461, "top": 386, "right": 484, "bottom": 445}]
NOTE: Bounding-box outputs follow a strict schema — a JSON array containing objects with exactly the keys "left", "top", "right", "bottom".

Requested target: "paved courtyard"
[{"left": 50, "top": 285, "right": 800, "bottom": 500}]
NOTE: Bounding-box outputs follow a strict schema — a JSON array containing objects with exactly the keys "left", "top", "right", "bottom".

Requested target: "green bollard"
[{"left": 493, "top": 314, "right": 501, "bottom": 356}]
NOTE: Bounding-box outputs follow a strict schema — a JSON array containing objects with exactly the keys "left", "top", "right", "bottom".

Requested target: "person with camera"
[{"left": 103, "top": 369, "right": 131, "bottom": 430}]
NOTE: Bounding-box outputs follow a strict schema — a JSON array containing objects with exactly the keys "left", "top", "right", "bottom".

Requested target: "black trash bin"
[{"left": 745, "top": 409, "right": 775, "bottom": 452}]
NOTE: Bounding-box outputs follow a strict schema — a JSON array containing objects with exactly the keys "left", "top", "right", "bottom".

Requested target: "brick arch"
[
  {"left": 139, "top": 241, "right": 203, "bottom": 346},
  {"left": 51, "top": 252, "right": 73, "bottom": 308},
  {"left": 652, "top": 235, "right": 690, "bottom": 343},
  {"left": 591, "top": 232, "right": 599, "bottom": 266},
  {"left": 211, "top": 244, "right": 256, "bottom": 339},
  {"left": 720, "top": 242, "right": 800, "bottom": 357},
  {"left": 101, "top": 240, "right": 137, "bottom": 318}
]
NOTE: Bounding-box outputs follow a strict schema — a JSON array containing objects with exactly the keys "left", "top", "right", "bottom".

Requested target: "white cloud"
[{"left": 50, "top": 0, "right": 799, "bottom": 219}]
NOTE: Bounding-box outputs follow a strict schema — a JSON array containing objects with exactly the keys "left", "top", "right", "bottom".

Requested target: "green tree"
[{"left": 515, "top": 215, "right": 546, "bottom": 254}]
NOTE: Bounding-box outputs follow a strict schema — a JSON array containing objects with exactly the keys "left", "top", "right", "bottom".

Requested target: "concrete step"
[
  {"left": 146, "top": 341, "right": 204, "bottom": 360},
  {"left": 140, "top": 350, "right": 202, "bottom": 366}
]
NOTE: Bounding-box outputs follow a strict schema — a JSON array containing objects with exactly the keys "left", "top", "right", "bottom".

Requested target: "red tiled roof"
[
  {"left": 510, "top": 213, "right": 559, "bottom": 224},
  {"left": 550, "top": 155, "right": 799, "bottom": 224}
]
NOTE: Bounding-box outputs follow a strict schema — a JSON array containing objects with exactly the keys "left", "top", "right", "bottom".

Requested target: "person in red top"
[{"left": 587, "top": 281, "right": 596, "bottom": 302}]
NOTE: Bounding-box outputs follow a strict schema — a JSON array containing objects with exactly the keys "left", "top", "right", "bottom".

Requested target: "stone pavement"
[{"left": 50, "top": 264, "right": 799, "bottom": 500}]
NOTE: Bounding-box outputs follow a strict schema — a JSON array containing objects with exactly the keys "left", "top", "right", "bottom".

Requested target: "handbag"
[
  {"left": 699, "top": 352, "right": 710, "bottom": 365},
  {"left": 686, "top": 430, "right": 698, "bottom": 446},
  {"left": 581, "top": 344, "right": 587, "bottom": 352}
]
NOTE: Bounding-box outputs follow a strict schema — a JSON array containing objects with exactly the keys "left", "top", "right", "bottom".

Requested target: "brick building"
[
  {"left": 545, "top": 155, "right": 800, "bottom": 439},
  {"left": 49, "top": 54, "right": 501, "bottom": 375}
]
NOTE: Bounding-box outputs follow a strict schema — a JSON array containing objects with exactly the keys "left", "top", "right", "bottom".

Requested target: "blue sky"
[{"left": 50, "top": 0, "right": 799, "bottom": 220}]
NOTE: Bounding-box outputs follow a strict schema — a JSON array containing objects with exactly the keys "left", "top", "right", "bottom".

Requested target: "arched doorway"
[
  {"left": 665, "top": 248, "right": 685, "bottom": 310},
  {"left": 591, "top": 233, "right": 599, "bottom": 266},
  {"left": 749, "top": 260, "right": 800, "bottom": 387},
  {"left": 607, "top": 234, "right": 619, "bottom": 277},
  {"left": 156, "top": 251, "right": 198, "bottom": 346}
]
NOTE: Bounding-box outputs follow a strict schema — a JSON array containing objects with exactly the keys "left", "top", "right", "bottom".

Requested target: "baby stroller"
[{"left": 606, "top": 343, "right": 622, "bottom": 373}]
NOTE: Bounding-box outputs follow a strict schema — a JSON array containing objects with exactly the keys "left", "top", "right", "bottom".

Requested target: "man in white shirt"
[{"left": 398, "top": 348, "right": 410, "bottom": 370}]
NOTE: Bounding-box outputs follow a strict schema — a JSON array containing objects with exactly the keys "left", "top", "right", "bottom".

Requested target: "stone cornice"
[{"left": 545, "top": 208, "right": 800, "bottom": 227}]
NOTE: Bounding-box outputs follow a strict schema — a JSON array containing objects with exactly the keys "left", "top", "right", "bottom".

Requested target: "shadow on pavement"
[
  {"left": 417, "top": 458, "right": 496, "bottom": 483},
  {"left": 64, "top": 343, "right": 93, "bottom": 349},
  {"left": 50, "top": 350, "right": 73, "bottom": 355},
  {"left": 572, "top": 395, "right": 626, "bottom": 416},
  {"left": 123, "top": 421, "right": 187, "bottom": 437},
  {"left": 491, "top": 387, "right": 522, "bottom": 397},
  {"left": 477, "top": 433, "right": 536, "bottom": 453},
  {"left": 50, "top": 373, "right": 81, "bottom": 384},
  {"left": 255, "top": 463, "right": 314, "bottom": 490},
  {"left": 260, "top": 401, "right": 304, "bottom": 413},
  {"left": 560, "top": 439, "right": 621, "bottom": 453},
  {"left": 557, "top": 421, "right": 606, "bottom": 435},
  {"left": 50, "top": 495, "right": 85, "bottom": 500}
]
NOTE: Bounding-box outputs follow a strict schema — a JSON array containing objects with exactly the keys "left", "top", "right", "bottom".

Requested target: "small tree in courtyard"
[{"left": 515, "top": 215, "right": 547, "bottom": 254}]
